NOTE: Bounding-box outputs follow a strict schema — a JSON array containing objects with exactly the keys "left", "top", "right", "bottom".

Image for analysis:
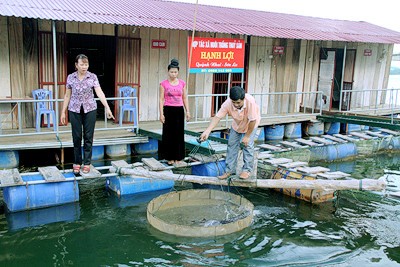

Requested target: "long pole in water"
[{"left": 112, "top": 167, "right": 386, "bottom": 191}]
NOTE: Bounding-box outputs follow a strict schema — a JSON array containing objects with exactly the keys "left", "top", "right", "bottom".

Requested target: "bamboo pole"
[{"left": 112, "top": 167, "right": 386, "bottom": 191}]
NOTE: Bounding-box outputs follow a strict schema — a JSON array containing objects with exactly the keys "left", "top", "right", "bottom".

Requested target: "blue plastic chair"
[
  {"left": 118, "top": 86, "right": 138, "bottom": 127},
  {"left": 32, "top": 89, "right": 56, "bottom": 132}
]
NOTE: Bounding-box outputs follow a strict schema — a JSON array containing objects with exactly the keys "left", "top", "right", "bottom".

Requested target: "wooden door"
[
  {"left": 342, "top": 50, "right": 356, "bottom": 110},
  {"left": 115, "top": 37, "right": 141, "bottom": 122},
  {"left": 317, "top": 50, "right": 336, "bottom": 110}
]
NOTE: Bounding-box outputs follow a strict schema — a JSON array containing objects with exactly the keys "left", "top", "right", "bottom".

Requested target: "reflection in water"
[
  {"left": 6, "top": 202, "right": 80, "bottom": 231},
  {"left": 0, "top": 153, "right": 399, "bottom": 266}
]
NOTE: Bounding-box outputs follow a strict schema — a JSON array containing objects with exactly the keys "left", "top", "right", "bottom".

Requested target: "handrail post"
[
  {"left": 52, "top": 21, "right": 59, "bottom": 136},
  {"left": 17, "top": 101, "right": 22, "bottom": 134}
]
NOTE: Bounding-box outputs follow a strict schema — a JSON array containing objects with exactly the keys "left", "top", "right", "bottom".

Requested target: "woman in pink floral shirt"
[{"left": 61, "top": 54, "right": 114, "bottom": 174}]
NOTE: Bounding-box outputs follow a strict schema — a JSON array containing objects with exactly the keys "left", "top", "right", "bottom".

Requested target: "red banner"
[{"left": 188, "top": 37, "right": 245, "bottom": 73}]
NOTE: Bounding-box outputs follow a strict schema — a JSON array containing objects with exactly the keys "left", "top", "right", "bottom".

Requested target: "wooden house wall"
[
  {"left": 0, "top": 16, "right": 12, "bottom": 128},
  {"left": 0, "top": 17, "right": 396, "bottom": 128},
  {"left": 248, "top": 36, "right": 309, "bottom": 115},
  {"left": 138, "top": 27, "right": 189, "bottom": 121}
]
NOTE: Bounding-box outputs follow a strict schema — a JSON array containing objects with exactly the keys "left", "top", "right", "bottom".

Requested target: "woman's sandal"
[
  {"left": 73, "top": 164, "right": 81, "bottom": 175},
  {"left": 82, "top": 165, "right": 90, "bottom": 174}
]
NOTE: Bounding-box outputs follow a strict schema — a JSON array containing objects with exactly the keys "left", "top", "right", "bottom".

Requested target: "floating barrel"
[
  {"left": 309, "top": 143, "right": 357, "bottom": 161},
  {"left": 341, "top": 123, "right": 361, "bottom": 134},
  {"left": 305, "top": 121, "right": 324, "bottom": 136},
  {"left": 255, "top": 127, "right": 265, "bottom": 142},
  {"left": 389, "top": 136, "right": 400, "bottom": 150},
  {"left": 192, "top": 161, "right": 226, "bottom": 190},
  {"left": 265, "top": 125, "right": 284, "bottom": 140},
  {"left": 209, "top": 131, "right": 222, "bottom": 138},
  {"left": 330, "top": 143, "right": 357, "bottom": 160},
  {"left": 81, "top": 145, "right": 104, "bottom": 161},
  {"left": 134, "top": 138, "right": 158, "bottom": 154},
  {"left": 324, "top": 122, "right": 340, "bottom": 135},
  {"left": 92, "top": 145, "right": 105, "bottom": 160},
  {"left": 284, "top": 123, "right": 302, "bottom": 139},
  {"left": 105, "top": 144, "right": 131, "bottom": 157},
  {"left": 6, "top": 202, "right": 80, "bottom": 231},
  {"left": 106, "top": 175, "right": 174, "bottom": 196},
  {"left": 3, "top": 172, "right": 79, "bottom": 212},
  {"left": 191, "top": 161, "right": 226, "bottom": 177},
  {"left": 0, "top": 150, "right": 19, "bottom": 169}
]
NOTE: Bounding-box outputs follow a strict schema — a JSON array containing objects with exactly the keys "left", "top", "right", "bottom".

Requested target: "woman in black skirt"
[{"left": 159, "top": 59, "right": 191, "bottom": 165}]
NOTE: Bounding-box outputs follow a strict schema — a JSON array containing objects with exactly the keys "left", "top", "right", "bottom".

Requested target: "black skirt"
[{"left": 161, "top": 106, "right": 185, "bottom": 161}]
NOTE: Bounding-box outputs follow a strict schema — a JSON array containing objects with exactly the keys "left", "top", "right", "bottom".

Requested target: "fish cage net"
[{"left": 147, "top": 189, "right": 254, "bottom": 237}]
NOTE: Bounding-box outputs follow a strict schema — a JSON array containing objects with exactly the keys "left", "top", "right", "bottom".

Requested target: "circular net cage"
[{"left": 147, "top": 189, "right": 254, "bottom": 237}]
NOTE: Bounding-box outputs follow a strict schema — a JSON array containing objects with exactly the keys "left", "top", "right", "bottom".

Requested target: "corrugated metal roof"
[{"left": 1, "top": 0, "right": 400, "bottom": 43}]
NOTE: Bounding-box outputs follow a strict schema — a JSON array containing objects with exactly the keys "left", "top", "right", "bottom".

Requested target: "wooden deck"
[{"left": 0, "top": 113, "right": 316, "bottom": 151}]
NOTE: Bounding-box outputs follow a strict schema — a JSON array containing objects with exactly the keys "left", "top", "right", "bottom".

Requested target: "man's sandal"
[{"left": 217, "top": 172, "right": 232, "bottom": 180}]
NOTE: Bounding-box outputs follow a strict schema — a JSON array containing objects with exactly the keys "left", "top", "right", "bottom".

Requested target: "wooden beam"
[{"left": 112, "top": 167, "right": 386, "bottom": 191}]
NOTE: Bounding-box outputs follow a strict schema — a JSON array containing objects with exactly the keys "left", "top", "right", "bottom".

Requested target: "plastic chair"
[
  {"left": 32, "top": 89, "right": 56, "bottom": 132},
  {"left": 118, "top": 86, "right": 138, "bottom": 127}
]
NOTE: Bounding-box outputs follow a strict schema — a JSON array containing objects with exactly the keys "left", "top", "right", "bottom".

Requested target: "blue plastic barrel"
[
  {"left": 192, "top": 161, "right": 226, "bottom": 190},
  {"left": 284, "top": 123, "right": 302, "bottom": 139},
  {"left": 309, "top": 143, "right": 357, "bottom": 161},
  {"left": 105, "top": 144, "right": 131, "bottom": 157},
  {"left": 341, "top": 123, "right": 361, "bottom": 134},
  {"left": 191, "top": 161, "right": 226, "bottom": 177},
  {"left": 326, "top": 143, "right": 358, "bottom": 161},
  {"left": 81, "top": 145, "right": 104, "bottom": 161},
  {"left": 3, "top": 172, "right": 79, "bottom": 212},
  {"left": 389, "top": 137, "right": 400, "bottom": 150},
  {"left": 309, "top": 146, "right": 329, "bottom": 161},
  {"left": 134, "top": 138, "right": 159, "bottom": 154},
  {"left": 106, "top": 175, "right": 174, "bottom": 196},
  {"left": 209, "top": 131, "right": 222, "bottom": 138},
  {"left": 306, "top": 121, "right": 324, "bottom": 136},
  {"left": 6, "top": 202, "right": 80, "bottom": 231},
  {"left": 265, "top": 125, "right": 284, "bottom": 140},
  {"left": 92, "top": 145, "right": 104, "bottom": 160},
  {"left": 256, "top": 127, "right": 265, "bottom": 142},
  {"left": 0, "top": 150, "right": 19, "bottom": 169},
  {"left": 324, "top": 122, "right": 340, "bottom": 135}
]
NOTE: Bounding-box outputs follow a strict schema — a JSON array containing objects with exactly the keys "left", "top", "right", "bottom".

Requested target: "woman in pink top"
[{"left": 159, "top": 59, "right": 190, "bottom": 165}]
